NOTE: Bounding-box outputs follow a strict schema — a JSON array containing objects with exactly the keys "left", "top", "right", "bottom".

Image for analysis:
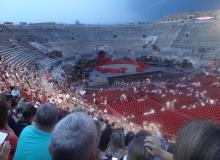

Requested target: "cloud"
[{"left": 127, "top": 0, "right": 220, "bottom": 21}]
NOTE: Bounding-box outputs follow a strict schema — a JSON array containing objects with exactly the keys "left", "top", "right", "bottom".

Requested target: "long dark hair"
[
  {"left": 0, "top": 94, "right": 10, "bottom": 128},
  {"left": 127, "top": 136, "right": 153, "bottom": 160},
  {"left": 174, "top": 120, "right": 220, "bottom": 160}
]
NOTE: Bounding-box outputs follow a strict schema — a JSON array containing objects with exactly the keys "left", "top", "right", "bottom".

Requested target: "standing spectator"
[
  {"left": 124, "top": 131, "right": 134, "bottom": 147},
  {"left": 98, "top": 124, "right": 113, "bottom": 160},
  {"left": 7, "top": 96, "right": 19, "bottom": 133},
  {"left": 14, "top": 103, "right": 58, "bottom": 160},
  {"left": 106, "top": 128, "right": 126, "bottom": 160},
  {"left": 14, "top": 102, "right": 36, "bottom": 137},
  {"left": 0, "top": 94, "right": 18, "bottom": 160}
]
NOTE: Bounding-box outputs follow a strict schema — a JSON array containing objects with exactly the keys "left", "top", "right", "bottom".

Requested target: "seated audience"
[
  {"left": 0, "top": 94, "right": 18, "bottom": 160},
  {"left": 14, "top": 103, "right": 58, "bottom": 160},
  {"left": 49, "top": 112, "right": 98, "bottom": 160}
]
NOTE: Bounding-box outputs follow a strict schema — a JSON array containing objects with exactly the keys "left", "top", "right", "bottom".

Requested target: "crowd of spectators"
[
  {"left": 0, "top": 55, "right": 220, "bottom": 160},
  {"left": 1, "top": 98, "right": 220, "bottom": 160}
]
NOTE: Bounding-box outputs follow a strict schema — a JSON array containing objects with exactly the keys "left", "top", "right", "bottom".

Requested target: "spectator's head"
[
  {"left": 0, "top": 94, "right": 10, "bottom": 128},
  {"left": 174, "top": 120, "right": 220, "bottom": 160},
  {"left": 5, "top": 94, "right": 13, "bottom": 102},
  {"left": 9, "top": 96, "right": 18, "bottom": 108},
  {"left": 35, "top": 103, "right": 58, "bottom": 132},
  {"left": 14, "top": 86, "right": 18, "bottom": 90},
  {"left": 16, "top": 98, "right": 26, "bottom": 112},
  {"left": 21, "top": 102, "right": 36, "bottom": 124},
  {"left": 10, "top": 86, "right": 14, "bottom": 91},
  {"left": 124, "top": 131, "right": 135, "bottom": 147},
  {"left": 49, "top": 112, "right": 98, "bottom": 160},
  {"left": 98, "top": 124, "right": 113, "bottom": 152},
  {"left": 109, "top": 128, "right": 125, "bottom": 151},
  {"left": 135, "top": 130, "right": 151, "bottom": 138},
  {"left": 127, "top": 136, "right": 153, "bottom": 160}
]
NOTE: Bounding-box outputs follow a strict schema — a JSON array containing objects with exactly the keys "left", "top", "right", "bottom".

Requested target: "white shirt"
[{"left": 11, "top": 89, "right": 20, "bottom": 97}]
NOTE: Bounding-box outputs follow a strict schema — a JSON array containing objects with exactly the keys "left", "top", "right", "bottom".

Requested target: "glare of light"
[{"left": 196, "top": 16, "right": 214, "bottom": 20}]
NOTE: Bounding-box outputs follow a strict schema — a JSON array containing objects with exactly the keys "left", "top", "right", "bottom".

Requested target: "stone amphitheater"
[
  {"left": 1, "top": 10, "right": 220, "bottom": 136},
  {"left": 1, "top": 10, "right": 220, "bottom": 83}
]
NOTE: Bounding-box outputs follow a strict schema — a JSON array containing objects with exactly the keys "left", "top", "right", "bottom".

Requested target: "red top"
[{"left": 0, "top": 128, "right": 18, "bottom": 160}]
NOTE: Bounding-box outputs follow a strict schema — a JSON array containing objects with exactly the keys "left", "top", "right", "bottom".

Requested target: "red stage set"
[{"left": 96, "top": 52, "right": 151, "bottom": 73}]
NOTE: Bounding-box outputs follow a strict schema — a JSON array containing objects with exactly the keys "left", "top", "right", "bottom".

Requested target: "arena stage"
[{"left": 88, "top": 63, "right": 193, "bottom": 85}]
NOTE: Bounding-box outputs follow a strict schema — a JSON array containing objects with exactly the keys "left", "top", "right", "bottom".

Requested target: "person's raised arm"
[{"left": 144, "top": 136, "right": 173, "bottom": 160}]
